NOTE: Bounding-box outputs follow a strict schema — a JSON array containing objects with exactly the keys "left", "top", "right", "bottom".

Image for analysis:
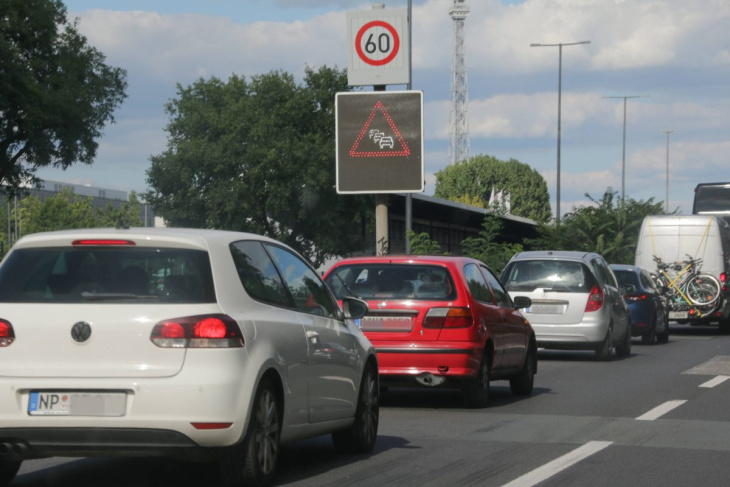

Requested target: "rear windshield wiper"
[{"left": 80, "top": 292, "right": 158, "bottom": 301}]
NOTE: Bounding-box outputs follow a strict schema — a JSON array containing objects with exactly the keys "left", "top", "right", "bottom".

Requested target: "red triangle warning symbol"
[{"left": 349, "top": 101, "right": 411, "bottom": 158}]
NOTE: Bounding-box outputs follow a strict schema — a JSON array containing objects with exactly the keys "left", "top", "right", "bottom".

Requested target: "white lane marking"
[
  {"left": 699, "top": 375, "right": 730, "bottom": 388},
  {"left": 636, "top": 400, "right": 687, "bottom": 421},
  {"left": 501, "top": 441, "right": 613, "bottom": 487}
]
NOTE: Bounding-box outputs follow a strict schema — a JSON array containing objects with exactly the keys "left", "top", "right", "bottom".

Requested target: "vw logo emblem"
[
  {"left": 377, "top": 301, "right": 387, "bottom": 308},
  {"left": 71, "top": 322, "right": 92, "bottom": 343}
]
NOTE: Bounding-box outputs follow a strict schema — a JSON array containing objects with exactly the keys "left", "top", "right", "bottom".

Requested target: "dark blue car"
[{"left": 610, "top": 264, "right": 669, "bottom": 344}]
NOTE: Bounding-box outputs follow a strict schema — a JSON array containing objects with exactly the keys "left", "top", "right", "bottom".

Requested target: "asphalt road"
[{"left": 12, "top": 322, "right": 730, "bottom": 487}]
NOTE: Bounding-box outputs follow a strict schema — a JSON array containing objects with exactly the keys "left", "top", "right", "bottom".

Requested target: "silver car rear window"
[
  {"left": 502, "top": 260, "right": 597, "bottom": 293},
  {"left": 0, "top": 247, "right": 216, "bottom": 303}
]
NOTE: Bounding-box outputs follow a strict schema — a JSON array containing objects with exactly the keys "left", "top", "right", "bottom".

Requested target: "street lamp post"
[
  {"left": 661, "top": 129, "right": 674, "bottom": 213},
  {"left": 530, "top": 41, "right": 590, "bottom": 224},
  {"left": 602, "top": 94, "right": 648, "bottom": 201}
]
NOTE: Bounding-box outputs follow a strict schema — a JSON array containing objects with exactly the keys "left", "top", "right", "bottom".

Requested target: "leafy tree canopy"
[
  {"left": 144, "top": 66, "right": 371, "bottom": 267},
  {"left": 434, "top": 154, "right": 552, "bottom": 223},
  {"left": 0, "top": 0, "right": 128, "bottom": 194},
  {"left": 461, "top": 213, "right": 523, "bottom": 273},
  {"left": 529, "top": 190, "right": 667, "bottom": 264},
  {"left": 16, "top": 188, "right": 143, "bottom": 235}
]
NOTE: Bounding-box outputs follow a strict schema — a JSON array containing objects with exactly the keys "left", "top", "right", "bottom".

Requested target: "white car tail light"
[
  {"left": 0, "top": 319, "right": 15, "bottom": 347},
  {"left": 150, "top": 314, "right": 244, "bottom": 348}
]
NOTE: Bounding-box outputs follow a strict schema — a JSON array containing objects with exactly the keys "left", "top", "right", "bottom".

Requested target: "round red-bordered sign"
[{"left": 354, "top": 20, "right": 400, "bottom": 67}]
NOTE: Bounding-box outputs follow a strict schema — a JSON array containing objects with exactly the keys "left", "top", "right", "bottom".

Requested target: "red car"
[{"left": 324, "top": 255, "right": 536, "bottom": 408}]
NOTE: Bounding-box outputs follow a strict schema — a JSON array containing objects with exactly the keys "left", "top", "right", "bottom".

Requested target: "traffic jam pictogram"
[{"left": 349, "top": 101, "right": 410, "bottom": 158}]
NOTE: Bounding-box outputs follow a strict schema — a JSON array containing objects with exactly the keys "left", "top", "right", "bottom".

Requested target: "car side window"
[
  {"left": 230, "top": 241, "right": 292, "bottom": 308},
  {"left": 464, "top": 263, "right": 494, "bottom": 303},
  {"left": 264, "top": 244, "right": 337, "bottom": 318},
  {"left": 480, "top": 265, "right": 512, "bottom": 308},
  {"left": 640, "top": 270, "right": 657, "bottom": 292},
  {"left": 592, "top": 258, "right": 617, "bottom": 288}
]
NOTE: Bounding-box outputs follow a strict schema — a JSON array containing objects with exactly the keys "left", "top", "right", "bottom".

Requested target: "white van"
[{"left": 635, "top": 215, "right": 730, "bottom": 331}]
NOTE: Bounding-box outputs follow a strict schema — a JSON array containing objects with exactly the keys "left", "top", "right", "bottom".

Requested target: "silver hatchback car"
[{"left": 500, "top": 251, "right": 631, "bottom": 361}]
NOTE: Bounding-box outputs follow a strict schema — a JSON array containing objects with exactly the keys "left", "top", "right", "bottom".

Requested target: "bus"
[{"left": 693, "top": 182, "right": 730, "bottom": 215}]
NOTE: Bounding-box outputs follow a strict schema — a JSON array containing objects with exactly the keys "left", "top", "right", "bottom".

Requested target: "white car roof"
[{"left": 10, "top": 227, "right": 281, "bottom": 250}]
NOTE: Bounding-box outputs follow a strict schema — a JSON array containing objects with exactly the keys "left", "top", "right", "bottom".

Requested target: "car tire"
[
  {"left": 220, "top": 377, "right": 281, "bottom": 487},
  {"left": 332, "top": 363, "right": 379, "bottom": 454},
  {"left": 657, "top": 315, "right": 670, "bottom": 343},
  {"left": 720, "top": 317, "right": 730, "bottom": 335},
  {"left": 463, "top": 350, "right": 491, "bottom": 408},
  {"left": 0, "top": 458, "right": 21, "bottom": 486},
  {"left": 510, "top": 346, "right": 535, "bottom": 396},
  {"left": 641, "top": 318, "right": 657, "bottom": 345},
  {"left": 595, "top": 327, "right": 613, "bottom": 361},
  {"left": 616, "top": 323, "right": 632, "bottom": 357}
]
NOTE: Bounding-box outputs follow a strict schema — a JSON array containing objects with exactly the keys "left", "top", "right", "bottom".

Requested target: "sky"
[{"left": 37, "top": 0, "right": 730, "bottom": 217}]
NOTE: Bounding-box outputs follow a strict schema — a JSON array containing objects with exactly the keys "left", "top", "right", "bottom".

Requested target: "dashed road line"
[
  {"left": 501, "top": 441, "right": 613, "bottom": 487},
  {"left": 699, "top": 375, "right": 730, "bottom": 388},
  {"left": 636, "top": 400, "right": 687, "bottom": 421}
]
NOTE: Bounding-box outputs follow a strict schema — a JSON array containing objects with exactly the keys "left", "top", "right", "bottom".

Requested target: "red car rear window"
[{"left": 326, "top": 264, "right": 456, "bottom": 300}]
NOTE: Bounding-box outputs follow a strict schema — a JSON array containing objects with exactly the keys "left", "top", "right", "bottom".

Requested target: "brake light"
[
  {"left": 72, "top": 239, "right": 136, "bottom": 246},
  {"left": 623, "top": 294, "right": 648, "bottom": 301},
  {"left": 423, "top": 307, "right": 473, "bottom": 329},
  {"left": 585, "top": 285, "right": 604, "bottom": 312},
  {"left": 721, "top": 273, "right": 727, "bottom": 292},
  {"left": 151, "top": 314, "right": 243, "bottom": 348},
  {"left": 0, "top": 319, "right": 15, "bottom": 347}
]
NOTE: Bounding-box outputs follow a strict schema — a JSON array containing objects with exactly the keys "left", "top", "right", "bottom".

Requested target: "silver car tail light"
[
  {"left": 584, "top": 285, "right": 604, "bottom": 312},
  {"left": 150, "top": 314, "right": 244, "bottom": 348}
]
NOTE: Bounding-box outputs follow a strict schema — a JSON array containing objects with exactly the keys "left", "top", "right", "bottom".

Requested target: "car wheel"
[
  {"left": 595, "top": 327, "right": 613, "bottom": 361},
  {"left": 510, "top": 346, "right": 535, "bottom": 396},
  {"left": 720, "top": 317, "right": 730, "bottom": 335},
  {"left": 641, "top": 318, "right": 657, "bottom": 345},
  {"left": 220, "top": 378, "right": 280, "bottom": 487},
  {"left": 463, "top": 350, "right": 490, "bottom": 408},
  {"left": 616, "top": 323, "right": 632, "bottom": 357},
  {"left": 0, "top": 458, "right": 21, "bottom": 486},
  {"left": 657, "top": 315, "right": 670, "bottom": 343},
  {"left": 332, "top": 363, "right": 379, "bottom": 454}
]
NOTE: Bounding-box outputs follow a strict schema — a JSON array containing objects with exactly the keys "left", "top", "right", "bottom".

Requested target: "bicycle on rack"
[{"left": 653, "top": 254, "right": 721, "bottom": 311}]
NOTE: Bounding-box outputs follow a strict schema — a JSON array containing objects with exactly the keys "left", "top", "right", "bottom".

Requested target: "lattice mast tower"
[{"left": 449, "top": 0, "right": 470, "bottom": 165}]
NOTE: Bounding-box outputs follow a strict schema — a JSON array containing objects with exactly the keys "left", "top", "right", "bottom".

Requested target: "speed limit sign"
[{"left": 347, "top": 8, "right": 409, "bottom": 86}]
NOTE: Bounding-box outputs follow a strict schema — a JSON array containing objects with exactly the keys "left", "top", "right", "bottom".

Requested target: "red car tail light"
[
  {"left": 585, "top": 285, "right": 604, "bottom": 312},
  {"left": 423, "top": 307, "right": 473, "bottom": 329},
  {"left": 623, "top": 293, "right": 648, "bottom": 301},
  {"left": 721, "top": 273, "right": 727, "bottom": 292},
  {"left": 0, "top": 319, "right": 15, "bottom": 347},
  {"left": 151, "top": 314, "right": 244, "bottom": 348}
]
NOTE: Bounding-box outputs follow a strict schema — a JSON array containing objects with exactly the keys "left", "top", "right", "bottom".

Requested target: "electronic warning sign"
[{"left": 336, "top": 91, "right": 423, "bottom": 194}]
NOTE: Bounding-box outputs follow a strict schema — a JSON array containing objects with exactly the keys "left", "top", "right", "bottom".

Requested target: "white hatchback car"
[{"left": 0, "top": 228, "right": 377, "bottom": 486}]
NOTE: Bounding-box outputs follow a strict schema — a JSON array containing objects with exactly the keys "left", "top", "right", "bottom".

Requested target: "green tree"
[
  {"left": 20, "top": 188, "right": 96, "bottom": 233},
  {"left": 434, "top": 154, "right": 552, "bottom": 223},
  {"left": 406, "top": 229, "right": 443, "bottom": 255},
  {"left": 461, "top": 213, "right": 523, "bottom": 273},
  {"left": 530, "top": 190, "right": 667, "bottom": 264},
  {"left": 144, "top": 66, "right": 371, "bottom": 267},
  {"left": 0, "top": 0, "right": 128, "bottom": 193},
  {"left": 95, "top": 191, "right": 144, "bottom": 227}
]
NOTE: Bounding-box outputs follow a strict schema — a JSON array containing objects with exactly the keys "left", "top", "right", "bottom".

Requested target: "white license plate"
[
  {"left": 361, "top": 316, "right": 413, "bottom": 332},
  {"left": 527, "top": 304, "right": 564, "bottom": 314},
  {"left": 29, "top": 392, "right": 126, "bottom": 416},
  {"left": 669, "top": 311, "right": 689, "bottom": 319}
]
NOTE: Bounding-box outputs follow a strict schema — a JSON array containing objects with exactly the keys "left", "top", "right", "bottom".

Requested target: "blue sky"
[{"left": 38, "top": 0, "right": 730, "bottom": 217}]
